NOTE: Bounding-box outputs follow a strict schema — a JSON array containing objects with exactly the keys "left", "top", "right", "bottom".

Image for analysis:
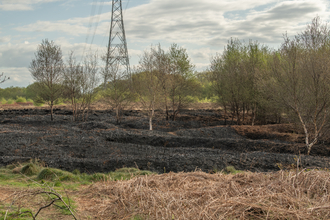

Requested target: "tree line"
[
  {"left": 209, "top": 17, "right": 330, "bottom": 154},
  {"left": 1, "top": 17, "right": 329, "bottom": 154}
]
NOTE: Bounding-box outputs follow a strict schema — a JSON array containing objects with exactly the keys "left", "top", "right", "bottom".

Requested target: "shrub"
[
  {"left": 27, "top": 98, "right": 34, "bottom": 103},
  {"left": 55, "top": 98, "right": 65, "bottom": 105},
  {"left": 16, "top": 96, "right": 27, "bottom": 103},
  {"left": 6, "top": 99, "right": 15, "bottom": 104},
  {"left": 0, "top": 97, "right": 6, "bottom": 104}
]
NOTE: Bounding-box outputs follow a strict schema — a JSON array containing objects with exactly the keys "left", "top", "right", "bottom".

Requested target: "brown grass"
[
  {"left": 79, "top": 170, "right": 330, "bottom": 219},
  {"left": 233, "top": 124, "right": 304, "bottom": 143}
]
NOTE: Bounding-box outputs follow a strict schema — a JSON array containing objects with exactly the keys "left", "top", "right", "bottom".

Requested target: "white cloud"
[
  {"left": 0, "top": 67, "right": 33, "bottom": 88},
  {"left": 15, "top": 0, "right": 330, "bottom": 47},
  {"left": 0, "top": 36, "right": 11, "bottom": 43},
  {"left": 0, "top": 0, "right": 63, "bottom": 11},
  {"left": 16, "top": 21, "right": 89, "bottom": 36},
  {"left": 4, "top": 0, "right": 330, "bottom": 87}
]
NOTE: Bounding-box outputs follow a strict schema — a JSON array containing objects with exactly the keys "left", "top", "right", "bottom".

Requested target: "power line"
[
  {"left": 82, "top": 0, "right": 98, "bottom": 61},
  {"left": 124, "top": 0, "right": 130, "bottom": 15},
  {"left": 89, "top": 0, "right": 106, "bottom": 51}
]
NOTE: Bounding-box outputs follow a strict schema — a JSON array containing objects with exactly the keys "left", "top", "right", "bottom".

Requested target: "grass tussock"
[{"left": 81, "top": 170, "right": 330, "bottom": 219}]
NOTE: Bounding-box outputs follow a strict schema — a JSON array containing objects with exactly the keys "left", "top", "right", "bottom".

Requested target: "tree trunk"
[
  {"left": 251, "top": 103, "right": 256, "bottom": 126},
  {"left": 224, "top": 105, "right": 227, "bottom": 125},
  {"left": 116, "top": 107, "right": 119, "bottom": 124},
  {"left": 71, "top": 97, "right": 75, "bottom": 121},
  {"left": 149, "top": 114, "right": 153, "bottom": 131},
  {"left": 50, "top": 102, "right": 54, "bottom": 121},
  {"left": 242, "top": 103, "right": 245, "bottom": 123}
]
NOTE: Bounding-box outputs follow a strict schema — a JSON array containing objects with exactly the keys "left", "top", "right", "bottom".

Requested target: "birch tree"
[
  {"left": 29, "top": 39, "right": 63, "bottom": 121},
  {"left": 270, "top": 17, "right": 330, "bottom": 154}
]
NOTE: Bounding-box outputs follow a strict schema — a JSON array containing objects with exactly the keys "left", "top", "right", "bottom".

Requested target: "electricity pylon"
[{"left": 104, "top": 0, "right": 130, "bottom": 86}]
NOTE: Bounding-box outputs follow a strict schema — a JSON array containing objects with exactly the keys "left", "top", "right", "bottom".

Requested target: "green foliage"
[
  {"left": 0, "top": 86, "right": 27, "bottom": 100},
  {"left": 72, "top": 169, "right": 80, "bottom": 175},
  {"left": 54, "top": 97, "right": 66, "bottom": 105},
  {"left": 6, "top": 98, "right": 15, "bottom": 104},
  {"left": 21, "top": 163, "right": 41, "bottom": 176},
  {"left": 37, "top": 168, "right": 77, "bottom": 182},
  {"left": 33, "top": 96, "right": 45, "bottom": 106},
  {"left": 16, "top": 96, "right": 27, "bottom": 103},
  {"left": 224, "top": 166, "right": 243, "bottom": 174},
  {"left": 132, "top": 215, "right": 145, "bottom": 220},
  {"left": 0, "top": 97, "right": 6, "bottom": 104},
  {"left": 108, "top": 168, "right": 154, "bottom": 181},
  {"left": 86, "top": 173, "right": 108, "bottom": 182},
  {"left": 53, "top": 196, "right": 76, "bottom": 215},
  {"left": 26, "top": 98, "right": 33, "bottom": 103},
  {"left": 0, "top": 207, "right": 32, "bottom": 220}
]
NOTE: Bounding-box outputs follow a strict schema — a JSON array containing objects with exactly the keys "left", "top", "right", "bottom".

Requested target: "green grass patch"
[
  {"left": 21, "top": 163, "right": 41, "bottom": 176},
  {"left": 223, "top": 166, "right": 243, "bottom": 174},
  {"left": 50, "top": 196, "right": 76, "bottom": 215},
  {"left": 37, "top": 168, "right": 78, "bottom": 182},
  {"left": 0, "top": 207, "right": 32, "bottom": 220},
  {"left": 108, "top": 167, "right": 154, "bottom": 181},
  {"left": 0, "top": 160, "right": 155, "bottom": 189}
]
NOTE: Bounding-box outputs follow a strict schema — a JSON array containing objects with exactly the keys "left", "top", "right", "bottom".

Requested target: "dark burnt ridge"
[{"left": 1, "top": 108, "right": 330, "bottom": 174}]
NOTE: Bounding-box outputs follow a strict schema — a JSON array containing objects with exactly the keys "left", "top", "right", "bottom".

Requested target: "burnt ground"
[{"left": 1, "top": 107, "right": 330, "bottom": 174}]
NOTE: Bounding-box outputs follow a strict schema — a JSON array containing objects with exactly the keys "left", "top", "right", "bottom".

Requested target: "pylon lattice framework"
[{"left": 105, "top": 0, "right": 130, "bottom": 82}]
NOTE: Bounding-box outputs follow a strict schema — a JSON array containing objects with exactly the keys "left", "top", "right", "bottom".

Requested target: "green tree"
[
  {"left": 210, "top": 39, "right": 270, "bottom": 125},
  {"left": 29, "top": 39, "right": 64, "bottom": 121},
  {"left": 269, "top": 17, "right": 330, "bottom": 154},
  {"left": 167, "top": 44, "right": 196, "bottom": 121}
]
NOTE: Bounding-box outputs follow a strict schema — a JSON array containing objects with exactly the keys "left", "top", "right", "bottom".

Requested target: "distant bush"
[
  {"left": 6, "top": 99, "right": 15, "bottom": 104},
  {"left": 55, "top": 98, "right": 66, "bottom": 105},
  {"left": 0, "top": 97, "right": 6, "bottom": 104},
  {"left": 16, "top": 96, "right": 27, "bottom": 103},
  {"left": 27, "top": 98, "right": 33, "bottom": 103}
]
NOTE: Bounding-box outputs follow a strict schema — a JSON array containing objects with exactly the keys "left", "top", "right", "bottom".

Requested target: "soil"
[{"left": 1, "top": 107, "right": 330, "bottom": 174}]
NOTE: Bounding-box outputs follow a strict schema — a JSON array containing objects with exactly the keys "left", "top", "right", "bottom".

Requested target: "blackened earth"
[{"left": 1, "top": 108, "right": 330, "bottom": 174}]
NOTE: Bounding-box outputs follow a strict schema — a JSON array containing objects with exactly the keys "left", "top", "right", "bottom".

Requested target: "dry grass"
[
  {"left": 233, "top": 124, "right": 304, "bottom": 143},
  {"left": 79, "top": 170, "right": 330, "bottom": 219}
]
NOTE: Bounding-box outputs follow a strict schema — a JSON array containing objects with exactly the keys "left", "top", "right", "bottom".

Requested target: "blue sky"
[{"left": 0, "top": 0, "right": 329, "bottom": 88}]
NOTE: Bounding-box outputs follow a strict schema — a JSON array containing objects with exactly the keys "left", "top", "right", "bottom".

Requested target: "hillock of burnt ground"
[{"left": 1, "top": 107, "right": 330, "bottom": 173}]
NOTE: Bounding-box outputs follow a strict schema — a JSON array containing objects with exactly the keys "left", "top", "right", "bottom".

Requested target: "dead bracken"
[{"left": 79, "top": 170, "right": 330, "bottom": 219}]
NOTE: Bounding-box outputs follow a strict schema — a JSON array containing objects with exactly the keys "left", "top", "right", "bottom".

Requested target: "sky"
[{"left": 0, "top": 0, "right": 330, "bottom": 88}]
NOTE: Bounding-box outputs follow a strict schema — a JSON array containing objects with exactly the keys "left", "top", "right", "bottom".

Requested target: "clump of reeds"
[{"left": 80, "top": 170, "right": 330, "bottom": 219}]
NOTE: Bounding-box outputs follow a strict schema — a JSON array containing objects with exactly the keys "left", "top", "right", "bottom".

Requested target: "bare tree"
[
  {"left": 270, "top": 17, "right": 330, "bottom": 154},
  {"left": 0, "top": 72, "right": 9, "bottom": 84},
  {"left": 79, "top": 52, "right": 100, "bottom": 121},
  {"left": 63, "top": 51, "right": 83, "bottom": 121},
  {"left": 29, "top": 39, "right": 63, "bottom": 121}
]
